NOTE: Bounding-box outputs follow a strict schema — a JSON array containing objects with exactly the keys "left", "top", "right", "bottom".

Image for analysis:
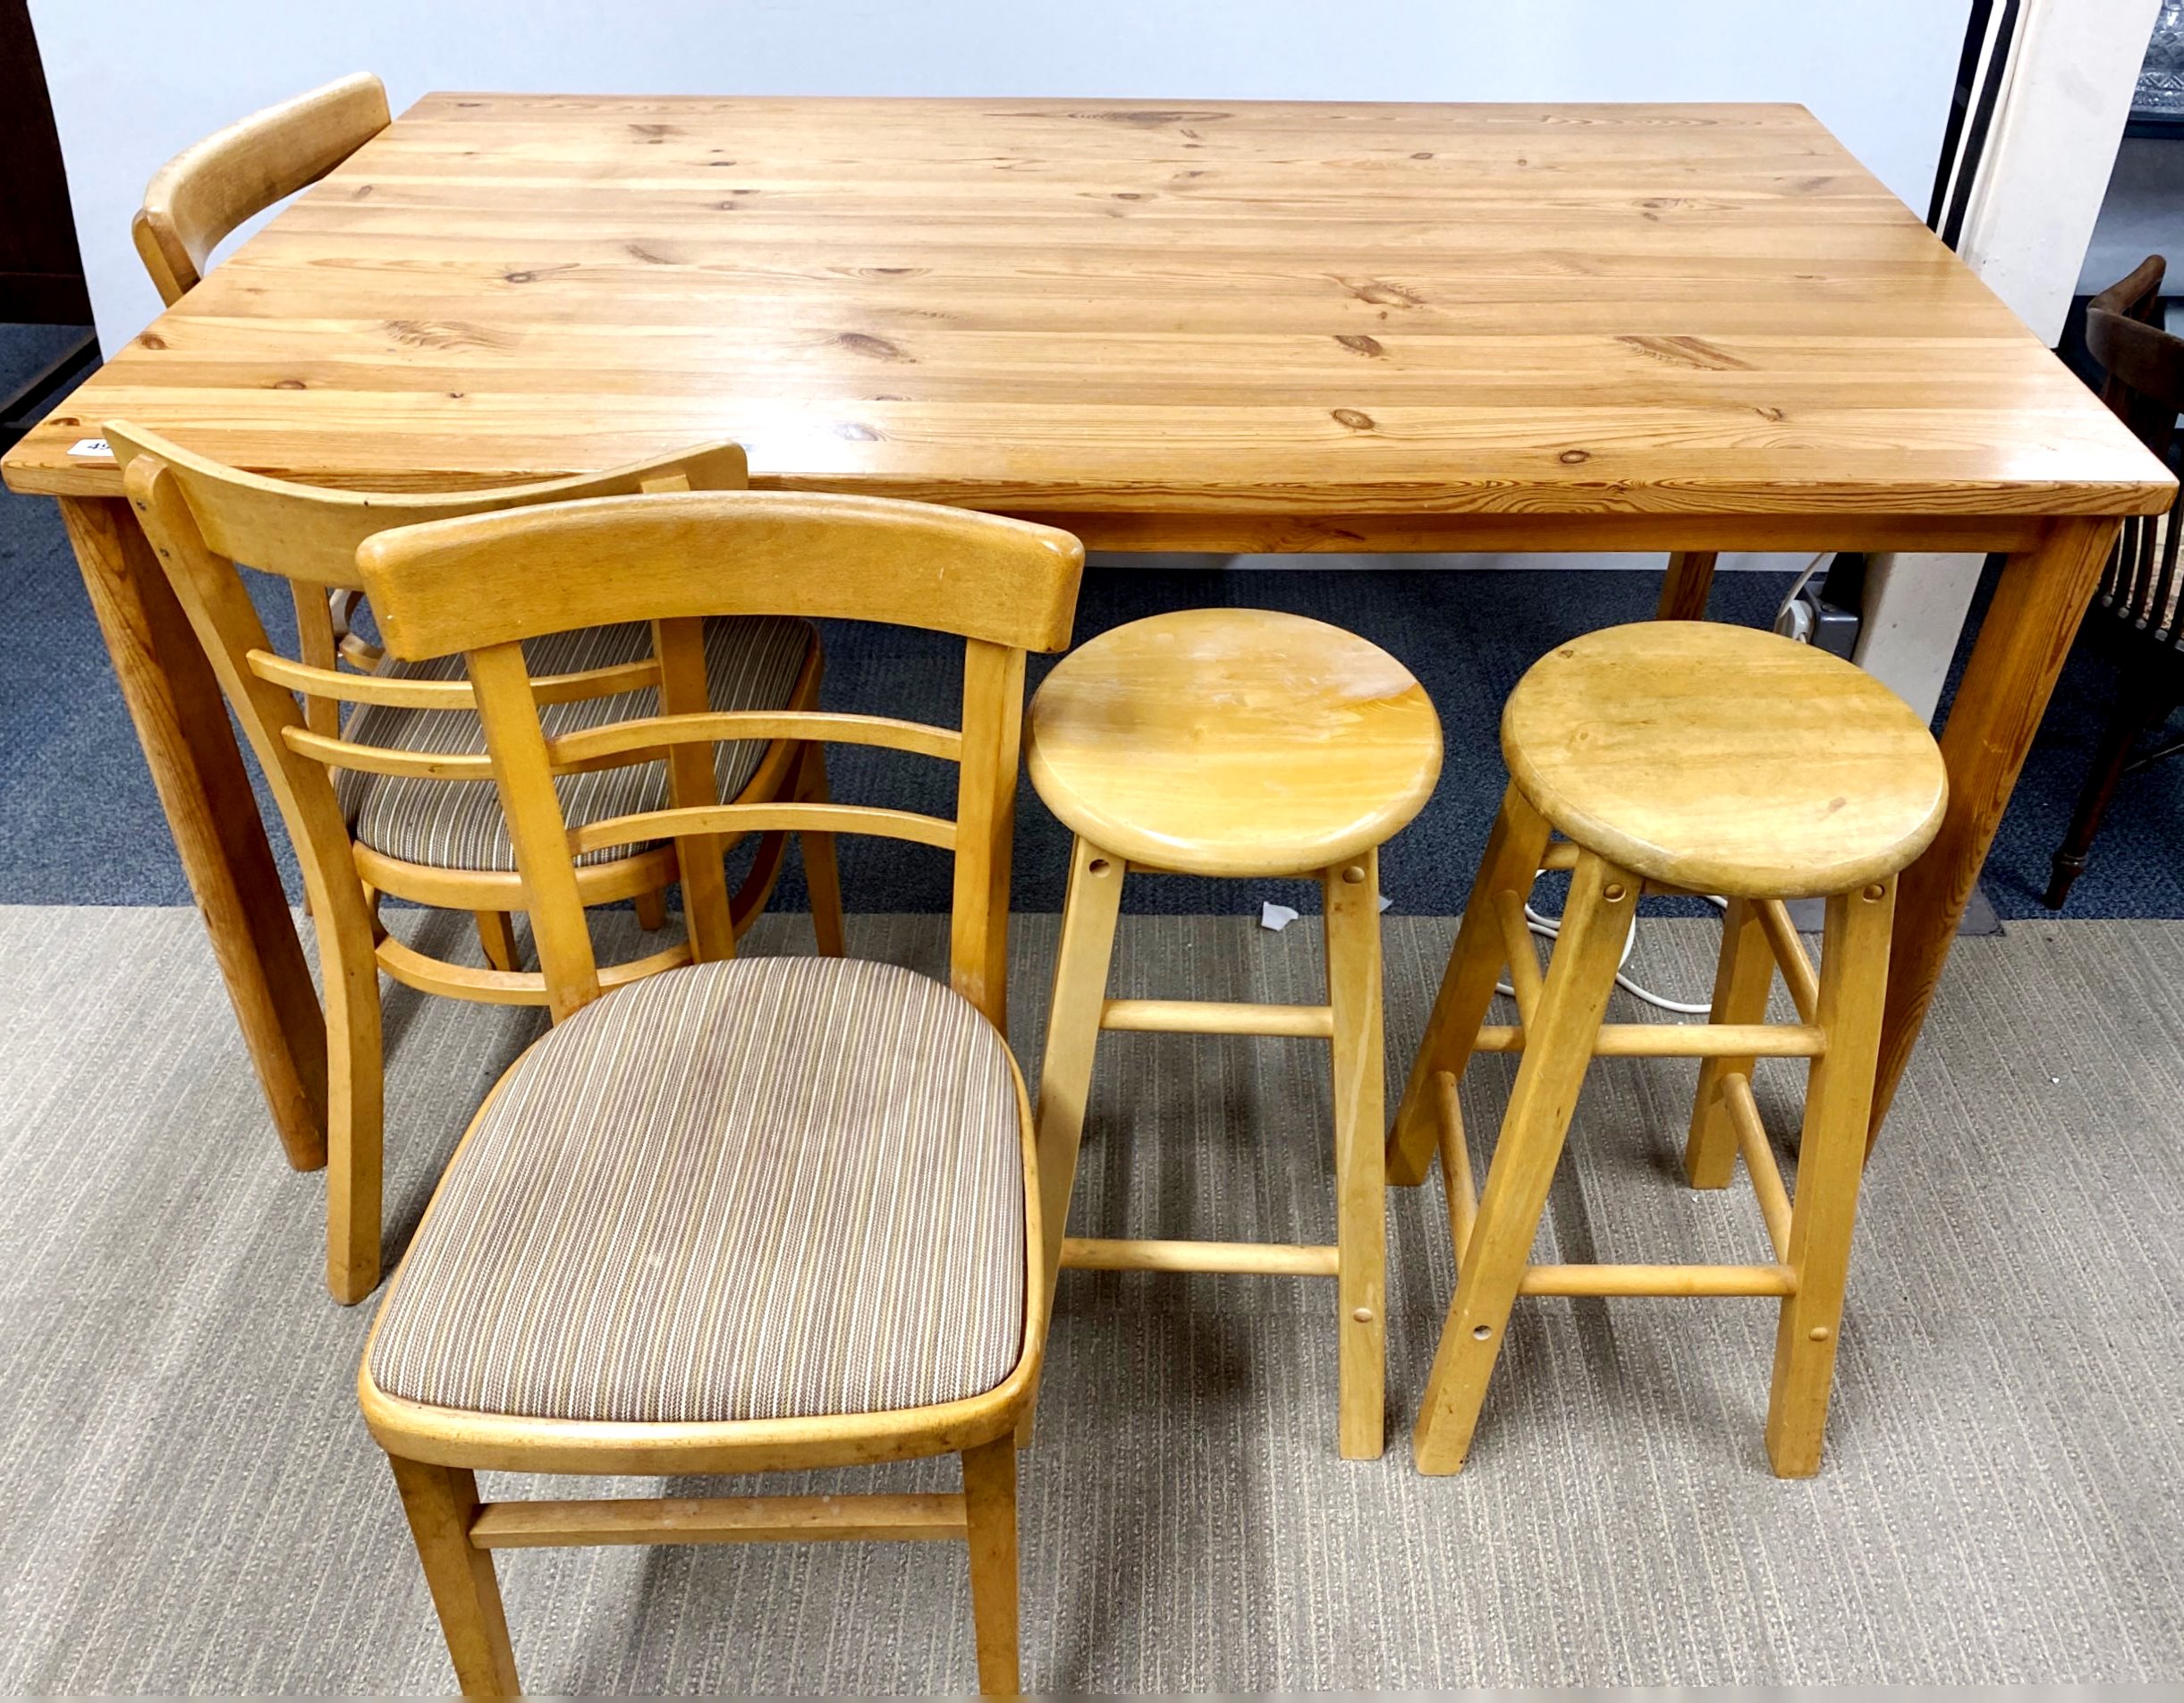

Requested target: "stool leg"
[
  {"left": 1019, "top": 835, "right": 1123, "bottom": 1445},
  {"left": 1411, "top": 852, "right": 1636, "bottom": 1475},
  {"left": 1388, "top": 785, "right": 1553, "bottom": 1186},
  {"left": 1766, "top": 876, "right": 1894, "bottom": 1477},
  {"left": 1684, "top": 897, "right": 1774, "bottom": 1189},
  {"left": 1325, "top": 849, "right": 1387, "bottom": 1460}
]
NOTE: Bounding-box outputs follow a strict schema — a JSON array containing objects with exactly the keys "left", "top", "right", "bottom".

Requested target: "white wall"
[{"left": 37, "top": 0, "right": 1971, "bottom": 356}]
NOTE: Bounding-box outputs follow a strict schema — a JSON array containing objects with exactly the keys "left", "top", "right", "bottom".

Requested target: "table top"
[{"left": 7, "top": 94, "right": 2171, "bottom": 541}]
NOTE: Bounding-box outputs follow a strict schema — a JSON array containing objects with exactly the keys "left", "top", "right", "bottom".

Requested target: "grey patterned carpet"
[{"left": 1, "top": 903, "right": 2180, "bottom": 1690}]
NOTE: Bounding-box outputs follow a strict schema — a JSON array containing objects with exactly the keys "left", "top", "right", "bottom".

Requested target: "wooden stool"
[
  {"left": 1025, "top": 608, "right": 1442, "bottom": 1459},
  {"left": 1387, "top": 621, "right": 1948, "bottom": 1478}
]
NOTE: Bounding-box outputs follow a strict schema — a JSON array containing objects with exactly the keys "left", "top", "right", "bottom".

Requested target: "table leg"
[
  {"left": 1868, "top": 516, "right": 2116, "bottom": 1146},
  {"left": 1655, "top": 550, "right": 1718, "bottom": 621},
  {"left": 58, "top": 495, "right": 328, "bottom": 1171}
]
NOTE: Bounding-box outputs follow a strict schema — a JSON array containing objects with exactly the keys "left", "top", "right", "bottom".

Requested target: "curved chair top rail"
[
  {"left": 2088, "top": 256, "right": 2184, "bottom": 465},
  {"left": 106, "top": 420, "right": 749, "bottom": 587},
  {"left": 357, "top": 489, "right": 1086, "bottom": 1025},
  {"left": 132, "top": 72, "right": 392, "bottom": 306},
  {"left": 359, "top": 488, "right": 1085, "bottom": 657}
]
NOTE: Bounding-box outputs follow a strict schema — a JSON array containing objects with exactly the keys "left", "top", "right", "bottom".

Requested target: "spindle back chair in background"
[{"left": 2044, "top": 255, "right": 2184, "bottom": 906}]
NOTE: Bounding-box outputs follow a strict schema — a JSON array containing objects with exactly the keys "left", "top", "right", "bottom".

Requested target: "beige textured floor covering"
[{"left": 0, "top": 904, "right": 2179, "bottom": 1691}]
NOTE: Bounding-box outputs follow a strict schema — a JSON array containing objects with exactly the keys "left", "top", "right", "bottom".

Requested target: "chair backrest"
[
  {"left": 2087, "top": 256, "right": 2184, "bottom": 641},
  {"left": 357, "top": 491, "right": 1086, "bottom": 1027},
  {"left": 133, "top": 72, "right": 391, "bottom": 305},
  {"left": 113, "top": 424, "right": 754, "bottom": 990}
]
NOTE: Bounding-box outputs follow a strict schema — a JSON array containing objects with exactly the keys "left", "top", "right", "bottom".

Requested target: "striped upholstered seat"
[
  {"left": 368, "top": 955, "right": 1026, "bottom": 1425},
  {"left": 336, "top": 614, "right": 813, "bottom": 871}
]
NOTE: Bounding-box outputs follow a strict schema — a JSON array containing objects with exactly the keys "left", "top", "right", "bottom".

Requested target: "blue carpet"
[
  {"left": 4, "top": 479, "right": 2179, "bottom": 917},
  {"left": 0, "top": 324, "right": 89, "bottom": 401}
]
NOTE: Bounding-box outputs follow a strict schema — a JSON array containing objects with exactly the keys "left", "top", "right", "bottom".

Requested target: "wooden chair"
[
  {"left": 114, "top": 423, "right": 846, "bottom": 1305},
  {"left": 2044, "top": 254, "right": 2184, "bottom": 906},
  {"left": 350, "top": 488, "right": 1083, "bottom": 1696},
  {"left": 1387, "top": 621, "right": 1946, "bottom": 1478},
  {"left": 129, "top": 74, "right": 400, "bottom": 775},
  {"left": 1023, "top": 608, "right": 1443, "bottom": 1460},
  {"left": 132, "top": 72, "right": 391, "bottom": 307}
]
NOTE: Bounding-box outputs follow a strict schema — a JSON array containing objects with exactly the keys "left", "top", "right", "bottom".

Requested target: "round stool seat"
[
  {"left": 1027, "top": 609, "right": 1443, "bottom": 878},
  {"left": 1503, "top": 621, "right": 1947, "bottom": 899}
]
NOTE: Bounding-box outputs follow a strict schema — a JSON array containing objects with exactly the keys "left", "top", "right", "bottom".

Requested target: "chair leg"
[
  {"left": 961, "top": 1436, "right": 1021, "bottom": 1697},
  {"left": 1765, "top": 877, "right": 1895, "bottom": 1477},
  {"left": 2044, "top": 680, "right": 2174, "bottom": 907},
  {"left": 387, "top": 1456, "right": 520, "bottom": 1697},
  {"left": 474, "top": 910, "right": 520, "bottom": 970},
  {"left": 632, "top": 887, "right": 669, "bottom": 932},
  {"left": 318, "top": 902, "right": 384, "bottom": 1305},
  {"left": 1387, "top": 784, "right": 1553, "bottom": 1186},
  {"left": 1683, "top": 897, "right": 1773, "bottom": 1189},
  {"left": 1411, "top": 852, "right": 1636, "bottom": 1475},
  {"left": 1018, "top": 835, "right": 1123, "bottom": 1445},
  {"left": 795, "top": 742, "right": 849, "bottom": 957},
  {"left": 1325, "top": 849, "right": 1388, "bottom": 1460}
]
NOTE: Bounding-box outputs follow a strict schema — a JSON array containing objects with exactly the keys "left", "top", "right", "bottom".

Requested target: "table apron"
[{"left": 1003, "top": 510, "right": 2064, "bottom": 557}]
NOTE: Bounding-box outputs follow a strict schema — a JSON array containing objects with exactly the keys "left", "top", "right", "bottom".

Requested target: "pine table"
[{"left": 5, "top": 95, "right": 2171, "bottom": 1170}]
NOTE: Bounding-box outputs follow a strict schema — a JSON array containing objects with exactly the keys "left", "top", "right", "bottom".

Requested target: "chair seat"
[
  {"left": 1024, "top": 609, "right": 1443, "bottom": 877},
  {"left": 366, "top": 955, "right": 1026, "bottom": 1426},
  {"left": 337, "top": 614, "right": 812, "bottom": 871},
  {"left": 1501, "top": 621, "right": 1948, "bottom": 899}
]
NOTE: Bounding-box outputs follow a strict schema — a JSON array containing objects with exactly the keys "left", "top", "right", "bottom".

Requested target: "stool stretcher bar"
[
  {"left": 1472, "top": 1022, "right": 1825, "bottom": 1058},
  {"left": 469, "top": 1493, "right": 969, "bottom": 1549},
  {"left": 1519, "top": 1262, "right": 1796, "bottom": 1297},
  {"left": 1061, "top": 1235, "right": 1340, "bottom": 1276},
  {"left": 1431, "top": 1071, "right": 1798, "bottom": 1299},
  {"left": 1099, "top": 997, "right": 1335, "bottom": 1038}
]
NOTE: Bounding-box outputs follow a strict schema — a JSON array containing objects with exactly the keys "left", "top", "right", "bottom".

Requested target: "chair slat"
[
  {"left": 362, "top": 490, "right": 1083, "bottom": 1027},
  {"left": 280, "top": 725, "right": 495, "bottom": 780},
  {"left": 250, "top": 648, "right": 476, "bottom": 709},
  {"left": 567, "top": 801, "right": 959, "bottom": 860},
  {"left": 550, "top": 709, "right": 963, "bottom": 768},
  {"left": 248, "top": 648, "right": 663, "bottom": 710}
]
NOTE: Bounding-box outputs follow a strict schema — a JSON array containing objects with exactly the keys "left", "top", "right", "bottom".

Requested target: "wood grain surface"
[{"left": 5, "top": 97, "right": 2171, "bottom": 540}]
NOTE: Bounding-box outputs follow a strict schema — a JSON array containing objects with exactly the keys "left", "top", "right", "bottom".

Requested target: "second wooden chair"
[{"left": 115, "top": 425, "right": 843, "bottom": 1303}]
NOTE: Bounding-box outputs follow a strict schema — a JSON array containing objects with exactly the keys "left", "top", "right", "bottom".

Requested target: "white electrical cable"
[
  {"left": 1495, "top": 888, "right": 1723, "bottom": 1014},
  {"left": 1773, "top": 551, "right": 1833, "bottom": 631}
]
